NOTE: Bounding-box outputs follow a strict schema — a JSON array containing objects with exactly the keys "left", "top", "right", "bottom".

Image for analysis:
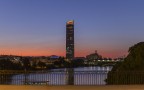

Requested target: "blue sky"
[{"left": 0, "top": 0, "right": 144, "bottom": 58}]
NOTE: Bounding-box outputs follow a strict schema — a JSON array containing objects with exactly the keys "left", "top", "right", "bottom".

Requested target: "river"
[{"left": 8, "top": 66, "right": 112, "bottom": 85}]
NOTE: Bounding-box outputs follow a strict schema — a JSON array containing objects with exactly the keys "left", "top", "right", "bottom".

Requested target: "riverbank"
[{"left": 0, "top": 85, "right": 144, "bottom": 90}]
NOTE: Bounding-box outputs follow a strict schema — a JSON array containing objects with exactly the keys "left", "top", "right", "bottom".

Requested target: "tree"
[
  {"left": 0, "top": 58, "right": 22, "bottom": 70},
  {"left": 21, "top": 57, "right": 31, "bottom": 70},
  {"left": 71, "top": 59, "right": 84, "bottom": 67},
  {"left": 37, "top": 61, "right": 46, "bottom": 69},
  {"left": 0, "top": 59, "right": 13, "bottom": 70},
  {"left": 106, "top": 42, "right": 144, "bottom": 84}
]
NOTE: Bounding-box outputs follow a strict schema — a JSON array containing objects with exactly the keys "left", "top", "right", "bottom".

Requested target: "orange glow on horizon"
[
  {"left": 0, "top": 48, "right": 64, "bottom": 56},
  {"left": 0, "top": 48, "right": 127, "bottom": 58}
]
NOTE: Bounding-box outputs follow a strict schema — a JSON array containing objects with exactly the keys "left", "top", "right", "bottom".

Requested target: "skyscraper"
[{"left": 66, "top": 20, "right": 74, "bottom": 60}]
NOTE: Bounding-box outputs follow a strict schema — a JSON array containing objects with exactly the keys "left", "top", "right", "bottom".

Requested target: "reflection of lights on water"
[
  {"left": 102, "top": 67, "right": 104, "bottom": 71},
  {"left": 74, "top": 66, "right": 113, "bottom": 72},
  {"left": 93, "top": 66, "right": 96, "bottom": 70},
  {"left": 106, "top": 67, "right": 110, "bottom": 71},
  {"left": 84, "top": 67, "right": 88, "bottom": 71},
  {"left": 90, "top": 67, "right": 93, "bottom": 70},
  {"left": 98, "top": 67, "right": 100, "bottom": 71}
]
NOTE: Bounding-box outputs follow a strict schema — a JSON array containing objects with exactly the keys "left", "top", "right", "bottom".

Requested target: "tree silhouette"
[
  {"left": 106, "top": 42, "right": 144, "bottom": 84},
  {"left": 21, "top": 57, "right": 31, "bottom": 70}
]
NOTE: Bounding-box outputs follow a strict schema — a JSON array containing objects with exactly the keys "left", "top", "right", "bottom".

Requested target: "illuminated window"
[
  {"left": 70, "top": 37, "right": 72, "bottom": 40},
  {"left": 68, "top": 26, "right": 73, "bottom": 29}
]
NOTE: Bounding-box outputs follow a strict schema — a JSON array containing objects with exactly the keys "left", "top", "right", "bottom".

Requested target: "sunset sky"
[{"left": 0, "top": 0, "right": 144, "bottom": 58}]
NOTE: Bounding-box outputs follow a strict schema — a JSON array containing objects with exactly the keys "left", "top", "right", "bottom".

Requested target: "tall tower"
[{"left": 66, "top": 20, "right": 74, "bottom": 60}]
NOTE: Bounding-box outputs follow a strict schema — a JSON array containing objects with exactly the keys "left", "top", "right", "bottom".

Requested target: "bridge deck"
[{"left": 0, "top": 85, "right": 144, "bottom": 90}]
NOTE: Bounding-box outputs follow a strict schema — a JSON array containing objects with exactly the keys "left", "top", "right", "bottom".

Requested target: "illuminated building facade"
[{"left": 66, "top": 20, "right": 74, "bottom": 60}]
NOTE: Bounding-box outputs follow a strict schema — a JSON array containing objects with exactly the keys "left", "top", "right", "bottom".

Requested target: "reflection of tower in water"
[{"left": 23, "top": 69, "right": 29, "bottom": 85}]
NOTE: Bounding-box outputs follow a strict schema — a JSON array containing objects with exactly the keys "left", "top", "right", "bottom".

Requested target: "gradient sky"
[{"left": 0, "top": 0, "right": 144, "bottom": 58}]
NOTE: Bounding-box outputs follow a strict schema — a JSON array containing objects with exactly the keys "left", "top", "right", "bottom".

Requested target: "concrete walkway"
[{"left": 1, "top": 85, "right": 144, "bottom": 90}]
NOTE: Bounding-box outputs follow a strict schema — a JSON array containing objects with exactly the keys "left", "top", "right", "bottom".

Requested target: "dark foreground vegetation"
[{"left": 106, "top": 42, "right": 144, "bottom": 84}]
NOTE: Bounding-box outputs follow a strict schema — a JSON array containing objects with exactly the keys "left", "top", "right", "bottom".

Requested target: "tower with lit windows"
[{"left": 66, "top": 20, "right": 74, "bottom": 60}]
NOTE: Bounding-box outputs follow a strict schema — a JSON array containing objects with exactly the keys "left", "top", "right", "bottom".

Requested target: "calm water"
[{"left": 9, "top": 66, "right": 112, "bottom": 85}]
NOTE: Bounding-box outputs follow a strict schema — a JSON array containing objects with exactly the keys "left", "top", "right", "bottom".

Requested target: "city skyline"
[{"left": 0, "top": 0, "right": 144, "bottom": 58}]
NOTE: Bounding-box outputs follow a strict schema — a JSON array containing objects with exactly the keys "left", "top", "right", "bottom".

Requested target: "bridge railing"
[
  {"left": 106, "top": 71, "right": 144, "bottom": 85},
  {"left": 0, "top": 70, "right": 108, "bottom": 85},
  {"left": 1, "top": 71, "right": 144, "bottom": 85}
]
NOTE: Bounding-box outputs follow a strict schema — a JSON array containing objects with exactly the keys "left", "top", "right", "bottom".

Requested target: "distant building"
[
  {"left": 66, "top": 20, "right": 74, "bottom": 60},
  {"left": 86, "top": 50, "right": 102, "bottom": 61},
  {"left": 50, "top": 55, "right": 60, "bottom": 59},
  {"left": 74, "top": 57, "right": 86, "bottom": 60}
]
